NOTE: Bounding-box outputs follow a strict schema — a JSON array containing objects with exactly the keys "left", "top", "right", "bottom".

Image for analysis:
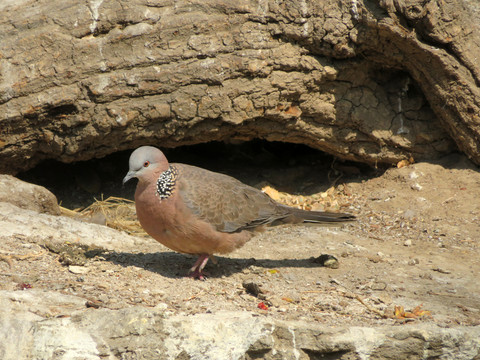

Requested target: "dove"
[{"left": 123, "top": 146, "right": 355, "bottom": 279}]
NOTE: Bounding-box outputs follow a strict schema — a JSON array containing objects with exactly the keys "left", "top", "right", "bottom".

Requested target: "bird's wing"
[{"left": 174, "top": 164, "right": 288, "bottom": 233}]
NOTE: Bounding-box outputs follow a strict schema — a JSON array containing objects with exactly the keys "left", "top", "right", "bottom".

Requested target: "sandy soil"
[{"left": 3, "top": 148, "right": 480, "bottom": 328}]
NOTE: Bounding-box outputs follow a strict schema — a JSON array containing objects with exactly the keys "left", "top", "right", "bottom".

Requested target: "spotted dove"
[{"left": 123, "top": 146, "right": 355, "bottom": 279}]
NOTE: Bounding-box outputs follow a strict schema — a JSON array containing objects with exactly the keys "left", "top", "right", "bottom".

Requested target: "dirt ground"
[{"left": 3, "top": 144, "right": 480, "bottom": 328}]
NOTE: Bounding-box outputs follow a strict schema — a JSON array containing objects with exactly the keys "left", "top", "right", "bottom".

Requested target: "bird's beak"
[{"left": 122, "top": 170, "right": 137, "bottom": 185}]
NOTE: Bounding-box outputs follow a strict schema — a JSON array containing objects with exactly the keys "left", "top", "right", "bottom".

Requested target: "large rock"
[
  {"left": 1, "top": 0, "right": 479, "bottom": 173},
  {"left": 0, "top": 175, "right": 60, "bottom": 215},
  {"left": 0, "top": 201, "right": 144, "bottom": 251},
  {"left": 0, "top": 290, "right": 479, "bottom": 360}
]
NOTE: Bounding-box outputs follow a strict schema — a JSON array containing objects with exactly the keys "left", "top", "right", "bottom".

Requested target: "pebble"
[
  {"left": 409, "top": 171, "right": 419, "bottom": 180},
  {"left": 432, "top": 267, "right": 451, "bottom": 274},
  {"left": 68, "top": 265, "right": 90, "bottom": 274},
  {"left": 404, "top": 239, "right": 412, "bottom": 246},
  {"left": 371, "top": 282, "right": 387, "bottom": 291},
  {"left": 150, "top": 288, "right": 166, "bottom": 297},
  {"left": 411, "top": 183, "right": 423, "bottom": 191},
  {"left": 312, "top": 254, "right": 339, "bottom": 269},
  {"left": 98, "top": 294, "right": 110, "bottom": 303},
  {"left": 408, "top": 258, "right": 419, "bottom": 266}
]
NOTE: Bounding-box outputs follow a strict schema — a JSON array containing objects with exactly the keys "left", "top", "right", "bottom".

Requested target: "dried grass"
[{"left": 60, "top": 196, "right": 147, "bottom": 236}]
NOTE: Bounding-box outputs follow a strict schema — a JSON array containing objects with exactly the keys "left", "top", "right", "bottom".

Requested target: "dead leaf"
[
  {"left": 394, "top": 304, "right": 431, "bottom": 319},
  {"left": 397, "top": 160, "right": 410, "bottom": 168}
]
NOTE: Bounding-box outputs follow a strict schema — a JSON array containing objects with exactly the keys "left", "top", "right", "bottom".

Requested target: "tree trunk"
[{"left": 0, "top": 0, "right": 478, "bottom": 174}]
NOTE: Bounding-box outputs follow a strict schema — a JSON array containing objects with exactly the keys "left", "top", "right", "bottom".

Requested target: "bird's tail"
[{"left": 279, "top": 205, "right": 356, "bottom": 224}]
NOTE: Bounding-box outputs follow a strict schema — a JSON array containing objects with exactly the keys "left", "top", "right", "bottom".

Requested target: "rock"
[
  {"left": 411, "top": 183, "right": 423, "bottom": 191},
  {"left": 0, "top": 175, "right": 60, "bottom": 215},
  {"left": 311, "top": 254, "right": 340, "bottom": 269},
  {"left": 2, "top": 0, "right": 480, "bottom": 173},
  {"left": 0, "top": 289, "right": 479, "bottom": 360},
  {"left": 242, "top": 281, "right": 264, "bottom": 299},
  {"left": 408, "top": 258, "right": 420, "bottom": 266},
  {"left": 68, "top": 265, "right": 90, "bottom": 274},
  {"left": 0, "top": 202, "right": 147, "bottom": 252}
]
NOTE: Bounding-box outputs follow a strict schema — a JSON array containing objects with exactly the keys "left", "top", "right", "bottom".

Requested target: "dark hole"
[
  {"left": 302, "top": 349, "right": 353, "bottom": 360},
  {"left": 18, "top": 140, "right": 372, "bottom": 210},
  {"left": 47, "top": 104, "right": 78, "bottom": 117}
]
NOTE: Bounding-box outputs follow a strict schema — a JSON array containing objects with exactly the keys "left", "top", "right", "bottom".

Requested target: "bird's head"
[{"left": 123, "top": 146, "right": 169, "bottom": 185}]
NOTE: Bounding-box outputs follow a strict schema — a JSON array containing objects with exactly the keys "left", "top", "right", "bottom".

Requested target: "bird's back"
[{"left": 174, "top": 163, "right": 291, "bottom": 233}]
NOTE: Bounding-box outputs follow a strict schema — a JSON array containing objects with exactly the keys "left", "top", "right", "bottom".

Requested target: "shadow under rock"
[{"left": 105, "top": 251, "right": 332, "bottom": 279}]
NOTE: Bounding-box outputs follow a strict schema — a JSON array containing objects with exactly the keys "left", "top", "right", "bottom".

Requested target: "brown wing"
[{"left": 174, "top": 163, "right": 289, "bottom": 233}]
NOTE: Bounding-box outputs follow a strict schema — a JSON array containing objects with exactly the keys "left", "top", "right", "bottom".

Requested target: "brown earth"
[{"left": 2, "top": 144, "right": 479, "bottom": 329}]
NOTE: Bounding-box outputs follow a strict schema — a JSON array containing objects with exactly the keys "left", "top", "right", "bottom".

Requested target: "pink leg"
[{"left": 188, "top": 254, "right": 210, "bottom": 280}]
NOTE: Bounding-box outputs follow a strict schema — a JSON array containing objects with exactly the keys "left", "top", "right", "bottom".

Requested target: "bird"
[{"left": 123, "top": 146, "right": 355, "bottom": 280}]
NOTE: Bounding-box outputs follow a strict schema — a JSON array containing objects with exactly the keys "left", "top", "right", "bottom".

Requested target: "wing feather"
[{"left": 175, "top": 164, "right": 288, "bottom": 233}]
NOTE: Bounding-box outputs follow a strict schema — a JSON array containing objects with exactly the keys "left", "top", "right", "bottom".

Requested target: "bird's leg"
[{"left": 188, "top": 253, "right": 210, "bottom": 280}]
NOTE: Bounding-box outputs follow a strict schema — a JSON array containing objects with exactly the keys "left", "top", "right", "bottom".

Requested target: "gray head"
[{"left": 123, "top": 146, "right": 169, "bottom": 185}]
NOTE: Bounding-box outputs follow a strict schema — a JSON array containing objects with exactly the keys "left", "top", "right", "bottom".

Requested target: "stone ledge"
[{"left": 1, "top": 290, "right": 478, "bottom": 360}]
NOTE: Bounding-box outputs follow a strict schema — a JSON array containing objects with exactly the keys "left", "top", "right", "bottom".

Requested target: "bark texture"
[{"left": 0, "top": 0, "right": 479, "bottom": 173}]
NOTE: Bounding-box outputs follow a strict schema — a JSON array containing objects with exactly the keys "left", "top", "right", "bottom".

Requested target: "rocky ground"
[{"left": 1, "top": 143, "right": 479, "bottom": 359}]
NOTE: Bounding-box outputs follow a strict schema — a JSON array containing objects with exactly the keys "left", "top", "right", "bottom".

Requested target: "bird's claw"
[{"left": 187, "top": 269, "right": 207, "bottom": 280}]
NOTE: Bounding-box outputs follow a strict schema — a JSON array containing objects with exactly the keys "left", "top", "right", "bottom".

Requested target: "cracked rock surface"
[{"left": 1, "top": 0, "right": 480, "bottom": 173}]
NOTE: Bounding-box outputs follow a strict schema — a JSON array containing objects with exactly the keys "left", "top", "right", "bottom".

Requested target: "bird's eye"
[{"left": 143, "top": 161, "right": 150, "bottom": 167}]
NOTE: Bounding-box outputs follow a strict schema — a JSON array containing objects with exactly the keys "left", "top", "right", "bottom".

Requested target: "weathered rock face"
[
  {"left": 1, "top": 290, "right": 479, "bottom": 360},
  {"left": 0, "top": 0, "right": 479, "bottom": 173},
  {"left": 0, "top": 175, "right": 60, "bottom": 215}
]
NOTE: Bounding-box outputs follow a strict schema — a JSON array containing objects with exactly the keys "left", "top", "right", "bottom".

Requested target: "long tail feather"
[{"left": 281, "top": 205, "right": 356, "bottom": 223}]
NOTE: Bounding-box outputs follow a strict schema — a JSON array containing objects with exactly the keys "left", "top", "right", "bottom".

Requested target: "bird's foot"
[
  {"left": 187, "top": 254, "right": 211, "bottom": 280},
  {"left": 188, "top": 268, "right": 207, "bottom": 280}
]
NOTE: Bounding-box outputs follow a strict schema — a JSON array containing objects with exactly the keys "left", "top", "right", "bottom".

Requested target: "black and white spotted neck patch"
[{"left": 156, "top": 166, "right": 178, "bottom": 200}]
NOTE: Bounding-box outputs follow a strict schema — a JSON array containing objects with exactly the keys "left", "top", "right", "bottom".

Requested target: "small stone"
[
  {"left": 404, "top": 239, "right": 412, "bottom": 246},
  {"left": 371, "top": 282, "right": 387, "bottom": 291},
  {"left": 408, "top": 258, "right": 419, "bottom": 266},
  {"left": 409, "top": 171, "right": 419, "bottom": 180},
  {"left": 268, "top": 297, "right": 283, "bottom": 308},
  {"left": 150, "top": 288, "right": 166, "bottom": 297},
  {"left": 432, "top": 267, "right": 451, "bottom": 274},
  {"left": 98, "top": 294, "right": 109, "bottom": 303},
  {"left": 242, "top": 281, "right": 265, "bottom": 299},
  {"left": 411, "top": 183, "right": 422, "bottom": 191},
  {"left": 155, "top": 302, "right": 168, "bottom": 310},
  {"left": 368, "top": 255, "right": 382, "bottom": 263},
  {"left": 312, "top": 254, "right": 340, "bottom": 269},
  {"left": 86, "top": 300, "right": 101, "bottom": 309},
  {"left": 68, "top": 265, "right": 90, "bottom": 274}
]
